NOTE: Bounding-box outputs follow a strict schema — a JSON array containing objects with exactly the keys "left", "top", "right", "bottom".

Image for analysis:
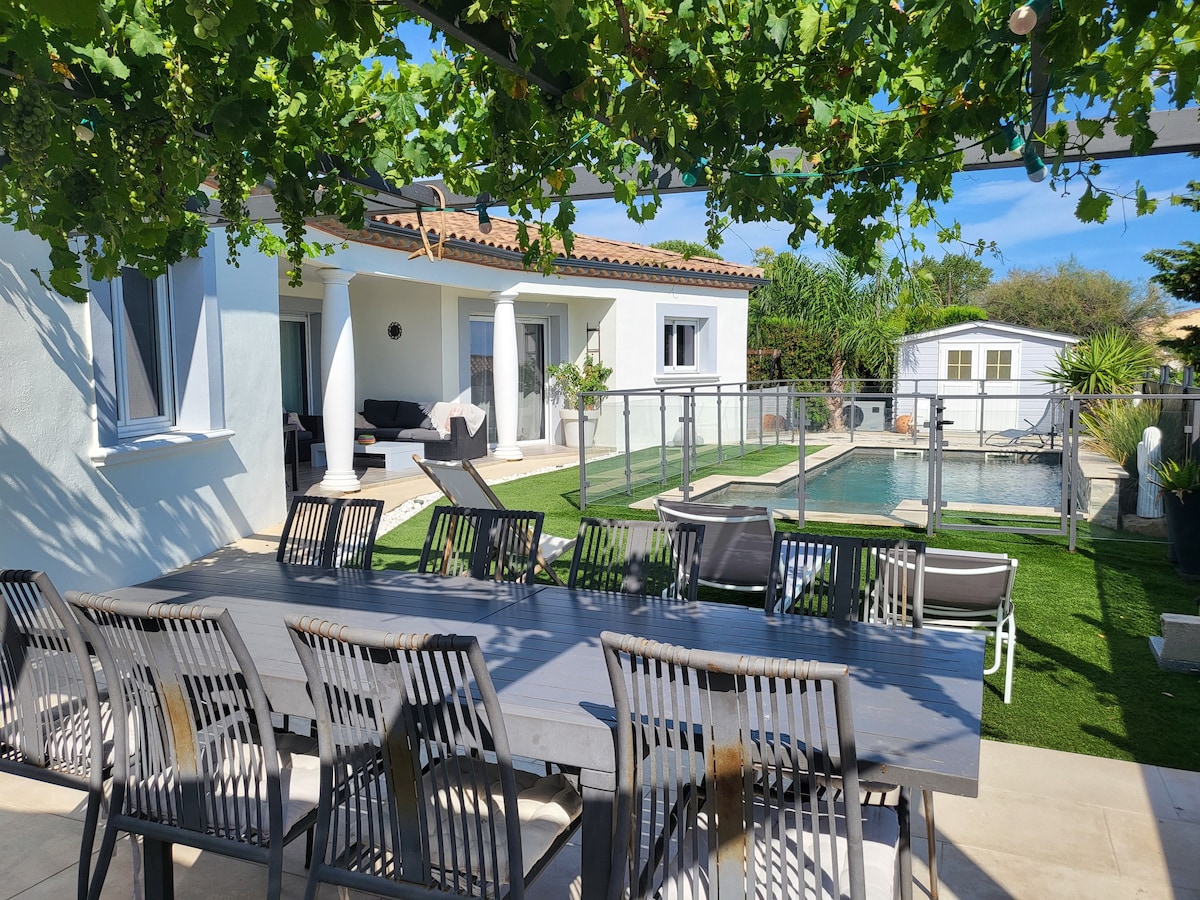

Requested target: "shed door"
[{"left": 938, "top": 343, "right": 1019, "bottom": 432}]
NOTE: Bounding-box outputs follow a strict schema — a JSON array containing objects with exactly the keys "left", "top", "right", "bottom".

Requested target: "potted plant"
[
  {"left": 1153, "top": 457, "right": 1200, "bottom": 578},
  {"left": 546, "top": 355, "right": 613, "bottom": 448}
]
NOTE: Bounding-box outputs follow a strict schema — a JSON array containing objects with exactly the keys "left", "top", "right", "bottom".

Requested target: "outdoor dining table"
[{"left": 114, "top": 556, "right": 986, "bottom": 900}]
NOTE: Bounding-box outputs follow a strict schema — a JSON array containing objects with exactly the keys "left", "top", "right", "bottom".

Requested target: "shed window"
[
  {"left": 945, "top": 349, "right": 972, "bottom": 380},
  {"left": 986, "top": 349, "right": 1013, "bottom": 380}
]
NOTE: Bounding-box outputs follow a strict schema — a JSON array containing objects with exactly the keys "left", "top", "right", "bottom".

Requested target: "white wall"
[
  {"left": 0, "top": 226, "right": 286, "bottom": 592},
  {"left": 352, "top": 276, "right": 444, "bottom": 404}
]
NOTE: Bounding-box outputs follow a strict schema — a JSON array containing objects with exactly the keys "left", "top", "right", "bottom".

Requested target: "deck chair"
[
  {"left": 601, "top": 630, "right": 900, "bottom": 900},
  {"left": 986, "top": 401, "right": 1059, "bottom": 447},
  {"left": 287, "top": 617, "right": 582, "bottom": 899},
  {"left": 418, "top": 506, "right": 545, "bottom": 584},
  {"left": 414, "top": 456, "right": 573, "bottom": 585},
  {"left": 888, "top": 547, "right": 1019, "bottom": 704},
  {"left": 1, "top": 571, "right": 109, "bottom": 900},
  {"left": 568, "top": 518, "right": 705, "bottom": 602},
  {"left": 654, "top": 500, "right": 779, "bottom": 597},
  {"left": 276, "top": 496, "right": 384, "bottom": 569},
  {"left": 68, "top": 594, "right": 320, "bottom": 900}
]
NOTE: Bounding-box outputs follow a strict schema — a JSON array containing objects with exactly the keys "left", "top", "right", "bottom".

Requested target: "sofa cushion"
[
  {"left": 362, "top": 399, "right": 399, "bottom": 428},
  {"left": 394, "top": 400, "right": 431, "bottom": 429},
  {"left": 397, "top": 427, "right": 445, "bottom": 443}
]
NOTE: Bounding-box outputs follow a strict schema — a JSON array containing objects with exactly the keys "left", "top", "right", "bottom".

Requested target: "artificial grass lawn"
[{"left": 371, "top": 453, "right": 1200, "bottom": 772}]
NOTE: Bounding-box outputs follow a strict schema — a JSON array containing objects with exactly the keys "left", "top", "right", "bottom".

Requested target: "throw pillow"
[
  {"left": 354, "top": 412, "right": 372, "bottom": 429},
  {"left": 287, "top": 412, "right": 303, "bottom": 427}
]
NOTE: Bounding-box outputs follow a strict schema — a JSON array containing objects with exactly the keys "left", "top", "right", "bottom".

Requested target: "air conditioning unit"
[{"left": 842, "top": 399, "right": 887, "bottom": 431}]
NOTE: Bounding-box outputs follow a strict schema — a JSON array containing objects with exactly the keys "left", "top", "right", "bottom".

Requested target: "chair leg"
[
  {"left": 85, "top": 822, "right": 123, "bottom": 900},
  {"left": 897, "top": 787, "right": 913, "bottom": 900},
  {"left": 923, "top": 789, "right": 939, "bottom": 900},
  {"left": 1003, "top": 617, "right": 1016, "bottom": 704},
  {"left": 76, "top": 790, "right": 104, "bottom": 900}
]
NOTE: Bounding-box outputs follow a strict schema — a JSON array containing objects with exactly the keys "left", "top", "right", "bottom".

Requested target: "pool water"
[{"left": 701, "top": 448, "right": 1063, "bottom": 513}]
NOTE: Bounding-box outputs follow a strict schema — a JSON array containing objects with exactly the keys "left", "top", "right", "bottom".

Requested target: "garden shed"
[{"left": 894, "top": 321, "right": 1079, "bottom": 433}]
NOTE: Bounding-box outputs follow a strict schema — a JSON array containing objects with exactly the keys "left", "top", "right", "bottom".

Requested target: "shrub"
[{"left": 1040, "top": 329, "right": 1155, "bottom": 395}]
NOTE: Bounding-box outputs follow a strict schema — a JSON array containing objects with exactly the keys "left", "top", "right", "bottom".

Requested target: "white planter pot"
[{"left": 560, "top": 408, "right": 598, "bottom": 448}]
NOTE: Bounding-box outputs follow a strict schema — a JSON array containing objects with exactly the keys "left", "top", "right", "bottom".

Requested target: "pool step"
[
  {"left": 985, "top": 452, "right": 1018, "bottom": 462},
  {"left": 893, "top": 449, "right": 925, "bottom": 459}
]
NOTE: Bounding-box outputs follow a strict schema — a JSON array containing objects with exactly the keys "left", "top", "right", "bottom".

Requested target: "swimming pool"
[{"left": 698, "top": 448, "right": 1063, "bottom": 514}]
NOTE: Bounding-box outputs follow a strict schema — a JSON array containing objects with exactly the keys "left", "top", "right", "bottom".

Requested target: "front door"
[{"left": 469, "top": 317, "right": 548, "bottom": 444}]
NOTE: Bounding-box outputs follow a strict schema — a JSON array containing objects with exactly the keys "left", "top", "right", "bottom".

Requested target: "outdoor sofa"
[{"left": 288, "top": 399, "right": 487, "bottom": 463}]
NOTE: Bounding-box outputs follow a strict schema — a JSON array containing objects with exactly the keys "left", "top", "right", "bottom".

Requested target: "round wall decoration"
[{"left": 387, "top": 322, "right": 403, "bottom": 340}]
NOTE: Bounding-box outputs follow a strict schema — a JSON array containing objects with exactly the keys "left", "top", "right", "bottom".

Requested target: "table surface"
[{"left": 118, "top": 557, "right": 986, "bottom": 797}]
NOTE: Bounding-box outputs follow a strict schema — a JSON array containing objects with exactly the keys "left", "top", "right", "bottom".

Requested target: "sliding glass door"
[
  {"left": 280, "top": 316, "right": 310, "bottom": 414},
  {"left": 469, "top": 316, "right": 547, "bottom": 444}
]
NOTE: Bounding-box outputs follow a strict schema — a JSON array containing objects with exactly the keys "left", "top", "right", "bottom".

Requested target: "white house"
[
  {"left": 894, "top": 321, "right": 1080, "bottom": 433},
  {"left": 0, "top": 209, "right": 760, "bottom": 592}
]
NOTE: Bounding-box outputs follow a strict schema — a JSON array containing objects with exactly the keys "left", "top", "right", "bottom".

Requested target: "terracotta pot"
[{"left": 895, "top": 414, "right": 913, "bottom": 435}]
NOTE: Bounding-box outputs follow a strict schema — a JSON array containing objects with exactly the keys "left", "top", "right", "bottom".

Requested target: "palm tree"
[{"left": 755, "top": 252, "right": 907, "bottom": 429}]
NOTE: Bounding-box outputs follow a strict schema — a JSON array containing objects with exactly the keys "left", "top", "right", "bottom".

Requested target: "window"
[
  {"left": 663, "top": 318, "right": 698, "bottom": 371},
  {"left": 113, "top": 267, "right": 175, "bottom": 436},
  {"left": 945, "top": 349, "right": 973, "bottom": 380},
  {"left": 87, "top": 243, "right": 228, "bottom": 463},
  {"left": 986, "top": 349, "right": 1013, "bottom": 380}
]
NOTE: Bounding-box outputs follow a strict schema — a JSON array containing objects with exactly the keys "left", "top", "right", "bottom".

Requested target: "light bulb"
[
  {"left": 477, "top": 206, "right": 493, "bottom": 234},
  {"left": 1023, "top": 146, "right": 1047, "bottom": 183},
  {"left": 75, "top": 122, "right": 94, "bottom": 142},
  {"left": 1000, "top": 121, "right": 1025, "bottom": 157},
  {"left": 680, "top": 156, "right": 708, "bottom": 188},
  {"left": 1009, "top": 0, "right": 1050, "bottom": 35}
]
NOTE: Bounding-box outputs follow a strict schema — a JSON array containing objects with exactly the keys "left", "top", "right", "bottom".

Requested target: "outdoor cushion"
[{"left": 362, "top": 398, "right": 399, "bottom": 427}]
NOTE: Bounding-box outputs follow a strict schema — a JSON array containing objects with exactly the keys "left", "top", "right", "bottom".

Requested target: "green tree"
[
  {"left": 980, "top": 259, "right": 1166, "bottom": 337},
  {"left": 1145, "top": 240, "right": 1200, "bottom": 366},
  {"left": 914, "top": 254, "right": 993, "bottom": 306},
  {"left": 3, "top": 1, "right": 1198, "bottom": 300},
  {"left": 650, "top": 239, "right": 722, "bottom": 260}
]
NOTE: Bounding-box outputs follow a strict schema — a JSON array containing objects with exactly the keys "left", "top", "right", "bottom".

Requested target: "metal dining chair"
[
  {"left": 0, "top": 570, "right": 108, "bottom": 900},
  {"left": 286, "top": 616, "right": 582, "bottom": 899},
  {"left": 418, "top": 506, "right": 545, "bottom": 583},
  {"left": 67, "top": 594, "right": 320, "bottom": 900},
  {"left": 276, "top": 495, "right": 385, "bottom": 568},
  {"left": 765, "top": 531, "right": 863, "bottom": 617},
  {"left": 601, "top": 630, "right": 900, "bottom": 900},
  {"left": 568, "top": 518, "right": 705, "bottom": 601}
]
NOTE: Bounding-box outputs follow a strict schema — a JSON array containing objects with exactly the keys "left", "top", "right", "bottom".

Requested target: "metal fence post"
[
  {"left": 659, "top": 390, "right": 668, "bottom": 487},
  {"left": 716, "top": 384, "right": 724, "bottom": 464},
  {"left": 623, "top": 393, "right": 632, "bottom": 496},
  {"left": 578, "top": 394, "right": 587, "bottom": 510}
]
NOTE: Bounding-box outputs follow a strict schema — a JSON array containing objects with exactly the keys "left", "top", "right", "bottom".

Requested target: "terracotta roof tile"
[{"left": 369, "top": 208, "right": 763, "bottom": 281}]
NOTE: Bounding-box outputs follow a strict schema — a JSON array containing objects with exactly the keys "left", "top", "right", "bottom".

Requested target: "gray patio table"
[{"left": 115, "top": 558, "right": 986, "bottom": 900}]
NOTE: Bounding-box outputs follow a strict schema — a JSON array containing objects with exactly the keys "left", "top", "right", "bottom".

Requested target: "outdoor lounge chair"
[
  {"left": 418, "top": 506, "right": 545, "bottom": 583},
  {"left": 887, "top": 547, "right": 1019, "bottom": 704},
  {"left": 654, "top": 499, "right": 779, "bottom": 596},
  {"left": 68, "top": 594, "right": 320, "bottom": 900},
  {"left": 986, "top": 400, "right": 1060, "bottom": 447},
  {"left": 1, "top": 570, "right": 109, "bottom": 900},
  {"left": 601, "top": 630, "right": 900, "bottom": 900},
  {"left": 287, "top": 618, "right": 582, "bottom": 899},
  {"left": 414, "top": 456, "right": 574, "bottom": 585}
]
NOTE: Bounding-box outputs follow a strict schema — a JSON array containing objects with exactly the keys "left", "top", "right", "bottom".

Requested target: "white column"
[
  {"left": 491, "top": 290, "right": 523, "bottom": 461},
  {"left": 317, "top": 268, "right": 361, "bottom": 492}
]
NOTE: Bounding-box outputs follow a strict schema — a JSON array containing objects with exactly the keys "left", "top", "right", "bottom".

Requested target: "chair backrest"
[
  {"left": 418, "top": 506, "right": 545, "bottom": 583},
  {"left": 655, "top": 500, "right": 776, "bottom": 591},
  {"left": 277, "top": 496, "right": 384, "bottom": 568},
  {"left": 0, "top": 570, "right": 105, "bottom": 784},
  {"left": 286, "top": 617, "right": 527, "bottom": 898},
  {"left": 1029, "top": 401, "right": 1059, "bottom": 434},
  {"left": 767, "top": 533, "right": 926, "bottom": 626},
  {"left": 601, "top": 631, "right": 872, "bottom": 900},
  {"left": 67, "top": 593, "right": 285, "bottom": 846},
  {"left": 766, "top": 532, "right": 862, "bottom": 618},
  {"left": 860, "top": 538, "right": 926, "bottom": 628},
  {"left": 568, "top": 519, "right": 704, "bottom": 601},
  {"left": 902, "top": 548, "right": 1017, "bottom": 615},
  {"left": 414, "top": 456, "right": 504, "bottom": 511}
]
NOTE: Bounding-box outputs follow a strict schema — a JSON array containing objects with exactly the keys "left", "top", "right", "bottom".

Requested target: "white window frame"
[
  {"left": 945, "top": 348, "right": 973, "bottom": 381},
  {"left": 985, "top": 348, "right": 1014, "bottom": 381},
  {"left": 663, "top": 317, "right": 700, "bottom": 373},
  {"left": 113, "top": 268, "right": 177, "bottom": 438}
]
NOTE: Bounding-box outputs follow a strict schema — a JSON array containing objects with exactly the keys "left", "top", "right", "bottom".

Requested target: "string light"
[
  {"left": 680, "top": 157, "right": 708, "bottom": 187},
  {"left": 1009, "top": 0, "right": 1051, "bottom": 35},
  {"left": 1000, "top": 121, "right": 1025, "bottom": 156},
  {"left": 1023, "top": 144, "right": 1047, "bottom": 182},
  {"left": 476, "top": 203, "right": 493, "bottom": 235}
]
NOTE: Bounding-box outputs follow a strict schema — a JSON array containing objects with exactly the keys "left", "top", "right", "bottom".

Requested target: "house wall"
[
  {"left": 0, "top": 225, "right": 286, "bottom": 593},
  {"left": 352, "top": 277, "right": 444, "bottom": 404}
]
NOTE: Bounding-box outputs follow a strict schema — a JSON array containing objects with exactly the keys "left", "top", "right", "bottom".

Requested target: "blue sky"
[{"left": 566, "top": 151, "right": 1197, "bottom": 290}]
